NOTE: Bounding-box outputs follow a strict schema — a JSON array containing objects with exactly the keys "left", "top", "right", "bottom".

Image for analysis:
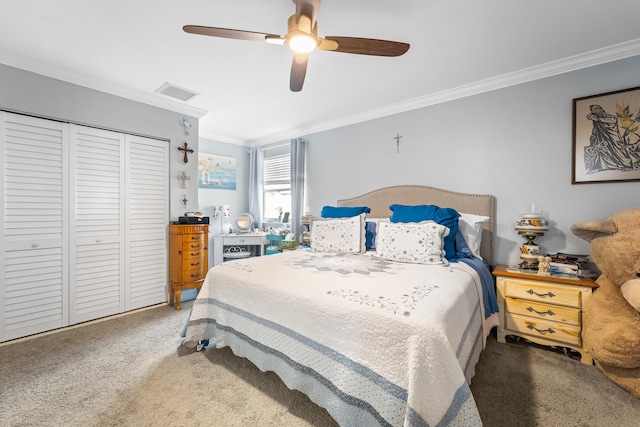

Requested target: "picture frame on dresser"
[{"left": 572, "top": 85, "right": 640, "bottom": 184}]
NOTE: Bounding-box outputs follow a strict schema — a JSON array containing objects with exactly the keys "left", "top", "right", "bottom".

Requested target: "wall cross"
[
  {"left": 393, "top": 133, "right": 403, "bottom": 153},
  {"left": 178, "top": 171, "right": 191, "bottom": 188},
  {"left": 177, "top": 142, "right": 194, "bottom": 164}
]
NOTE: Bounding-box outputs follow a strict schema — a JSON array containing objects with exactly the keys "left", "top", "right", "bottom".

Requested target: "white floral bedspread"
[{"left": 182, "top": 249, "right": 486, "bottom": 427}]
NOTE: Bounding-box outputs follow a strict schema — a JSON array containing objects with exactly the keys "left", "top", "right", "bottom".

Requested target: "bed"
[{"left": 182, "top": 185, "right": 499, "bottom": 426}]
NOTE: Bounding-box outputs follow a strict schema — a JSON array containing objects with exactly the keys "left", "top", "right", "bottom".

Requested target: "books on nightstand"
[{"left": 547, "top": 252, "right": 599, "bottom": 278}]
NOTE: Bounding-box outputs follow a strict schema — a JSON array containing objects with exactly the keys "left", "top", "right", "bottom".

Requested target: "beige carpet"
[{"left": 1, "top": 301, "right": 639, "bottom": 427}]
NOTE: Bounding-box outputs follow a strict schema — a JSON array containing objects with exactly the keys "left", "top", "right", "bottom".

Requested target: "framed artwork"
[
  {"left": 282, "top": 212, "right": 290, "bottom": 223},
  {"left": 198, "top": 153, "right": 236, "bottom": 190},
  {"left": 572, "top": 86, "right": 640, "bottom": 184}
]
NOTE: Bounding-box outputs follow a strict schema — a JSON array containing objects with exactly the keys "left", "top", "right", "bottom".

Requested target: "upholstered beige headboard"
[{"left": 337, "top": 185, "right": 495, "bottom": 265}]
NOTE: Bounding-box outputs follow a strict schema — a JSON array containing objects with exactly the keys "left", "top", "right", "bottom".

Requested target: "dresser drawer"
[
  {"left": 503, "top": 278, "right": 582, "bottom": 308},
  {"left": 182, "top": 248, "right": 205, "bottom": 259},
  {"left": 504, "top": 298, "right": 581, "bottom": 326},
  {"left": 182, "top": 257, "right": 205, "bottom": 271},
  {"left": 505, "top": 313, "right": 581, "bottom": 347},
  {"left": 180, "top": 267, "right": 206, "bottom": 283},
  {"left": 182, "top": 234, "right": 205, "bottom": 250}
]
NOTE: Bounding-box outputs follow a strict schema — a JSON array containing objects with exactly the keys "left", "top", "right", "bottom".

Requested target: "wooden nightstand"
[{"left": 493, "top": 265, "right": 598, "bottom": 364}]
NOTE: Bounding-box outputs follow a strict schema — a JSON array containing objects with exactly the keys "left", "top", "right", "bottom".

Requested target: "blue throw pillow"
[
  {"left": 320, "top": 206, "right": 371, "bottom": 218},
  {"left": 389, "top": 204, "right": 460, "bottom": 262}
]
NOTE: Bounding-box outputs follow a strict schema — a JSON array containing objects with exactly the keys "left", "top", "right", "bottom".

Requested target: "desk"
[{"left": 213, "top": 233, "right": 267, "bottom": 266}]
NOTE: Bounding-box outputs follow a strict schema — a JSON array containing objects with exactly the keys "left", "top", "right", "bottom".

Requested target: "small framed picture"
[
  {"left": 282, "top": 212, "right": 290, "bottom": 223},
  {"left": 572, "top": 86, "right": 640, "bottom": 184}
]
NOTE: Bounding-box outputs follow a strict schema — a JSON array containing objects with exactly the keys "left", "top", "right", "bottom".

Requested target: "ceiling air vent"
[{"left": 155, "top": 82, "right": 199, "bottom": 102}]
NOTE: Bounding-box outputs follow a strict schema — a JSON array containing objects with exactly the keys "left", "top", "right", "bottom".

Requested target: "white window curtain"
[
  {"left": 290, "top": 138, "right": 305, "bottom": 241},
  {"left": 248, "top": 147, "right": 264, "bottom": 230}
]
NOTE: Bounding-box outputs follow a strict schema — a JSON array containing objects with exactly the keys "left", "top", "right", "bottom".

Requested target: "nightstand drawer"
[
  {"left": 505, "top": 298, "right": 580, "bottom": 326},
  {"left": 503, "top": 278, "right": 582, "bottom": 308},
  {"left": 505, "top": 313, "right": 581, "bottom": 347},
  {"left": 180, "top": 267, "right": 206, "bottom": 282}
]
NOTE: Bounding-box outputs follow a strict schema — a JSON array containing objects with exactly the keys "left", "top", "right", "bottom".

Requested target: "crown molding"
[
  {"left": 0, "top": 50, "right": 208, "bottom": 119},
  {"left": 248, "top": 37, "right": 640, "bottom": 146},
  {"left": 3, "top": 37, "right": 640, "bottom": 147}
]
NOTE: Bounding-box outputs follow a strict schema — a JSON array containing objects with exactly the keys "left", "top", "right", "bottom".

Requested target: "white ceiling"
[{"left": 2, "top": 0, "right": 640, "bottom": 146}]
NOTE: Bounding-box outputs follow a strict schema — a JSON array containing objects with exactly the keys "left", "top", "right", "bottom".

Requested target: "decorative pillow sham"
[
  {"left": 320, "top": 205, "right": 371, "bottom": 218},
  {"left": 311, "top": 213, "right": 366, "bottom": 254},
  {"left": 389, "top": 204, "right": 460, "bottom": 262},
  {"left": 374, "top": 221, "right": 449, "bottom": 264},
  {"left": 458, "top": 212, "right": 490, "bottom": 259}
]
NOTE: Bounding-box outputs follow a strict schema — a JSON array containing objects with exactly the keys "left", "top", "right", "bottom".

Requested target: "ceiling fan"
[{"left": 183, "top": 0, "right": 410, "bottom": 92}]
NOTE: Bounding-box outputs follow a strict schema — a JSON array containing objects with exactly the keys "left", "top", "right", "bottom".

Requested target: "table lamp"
[{"left": 515, "top": 203, "right": 549, "bottom": 270}]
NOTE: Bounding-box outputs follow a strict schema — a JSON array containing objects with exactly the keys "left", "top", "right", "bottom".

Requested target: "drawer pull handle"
[
  {"left": 190, "top": 273, "right": 200, "bottom": 278},
  {"left": 192, "top": 252, "right": 200, "bottom": 256},
  {"left": 190, "top": 262, "right": 200, "bottom": 266},
  {"left": 191, "top": 236, "right": 199, "bottom": 240},
  {"left": 527, "top": 306, "right": 555, "bottom": 316},
  {"left": 527, "top": 289, "right": 555, "bottom": 298},
  {"left": 190, "top": 244, "right": 199, "bottom": 248},
  {"left": 526, "top": 325, "right": 556, "bottom": 335}
]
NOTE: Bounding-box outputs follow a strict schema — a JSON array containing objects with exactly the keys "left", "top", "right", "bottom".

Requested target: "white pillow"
[
  {"left": 311, "top": 213, "right": 366, "bottom": 253},
  {"left": 374, "top": 221, "right": 449, "bottom": 264},
  {"left": 458, "top": 212, "right": 490, "bottom": 259}
]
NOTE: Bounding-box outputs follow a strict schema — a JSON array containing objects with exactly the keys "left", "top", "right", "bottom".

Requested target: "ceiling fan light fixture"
[{"left": 288, "top": 33, "right": 316, "bottom": 53}]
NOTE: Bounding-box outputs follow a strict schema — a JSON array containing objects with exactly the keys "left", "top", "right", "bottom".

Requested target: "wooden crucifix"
[
  {"left": 177, "top": 142, "right": 194, "bottom": 164},
  {"left": 393, "top": 133, "right": 403, "bottom": 154}
]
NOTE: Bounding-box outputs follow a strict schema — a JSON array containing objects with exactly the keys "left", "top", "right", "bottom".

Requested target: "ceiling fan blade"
[
  {"left": 290, "top": 53, "right": 308, "bottom": 92},
  {"left": 295, "top": 0, "right": 321, "bottom": 27},
  {"left": 322, "top": 36, "right": 410, "bottom": 57},
  {"left": 183, "top": 25, "right": 279, "bottom": 42}
]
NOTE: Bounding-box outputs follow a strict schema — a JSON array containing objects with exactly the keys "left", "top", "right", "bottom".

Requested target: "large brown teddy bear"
[{"left": 571, "top": 206, "right": 640, "bottom": 397}]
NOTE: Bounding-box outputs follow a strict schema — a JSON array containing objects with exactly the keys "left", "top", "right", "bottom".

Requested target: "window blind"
[{"left": 264, "top": 154, "right": 290, "bottom": 186}]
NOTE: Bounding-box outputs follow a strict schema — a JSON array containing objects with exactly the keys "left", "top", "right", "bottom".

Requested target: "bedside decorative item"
[
  {"left": 282, "top": 232, "right": 298, "bottom": 250},
  {"left": 537, "top": 255, "right": 552, "bottom": 275},
  {"left": 515, "top": 205, "right": 549, "bottom": 270},
  {"left": 282, "top": 240, "right": 298, "bottom": 250}
]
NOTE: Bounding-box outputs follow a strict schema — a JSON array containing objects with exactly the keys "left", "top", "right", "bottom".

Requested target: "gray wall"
[
  {"left": 302, "top": 55, "right": 640, "bottom": 266},
  {"left": 0, "top": 63, "right": 200, "bottom": 221},
  {"left": 198, "top": 138, "right": 249, "bottom": 267}
]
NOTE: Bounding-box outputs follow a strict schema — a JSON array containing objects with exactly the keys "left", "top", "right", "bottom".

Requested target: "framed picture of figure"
[{"left": 572, "top": 86, "right": 640, "bottom": 184}]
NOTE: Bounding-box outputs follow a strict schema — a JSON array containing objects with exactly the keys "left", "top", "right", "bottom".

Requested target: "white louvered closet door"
[
  {"left": 69, "top": 125, "right": 125, "bottom": 324},
  {"left": 125, "top": 134, "right": 169, "bottom": 310},
  {"left": 1, "top": 112, "right": 69, "bottom": 342}
]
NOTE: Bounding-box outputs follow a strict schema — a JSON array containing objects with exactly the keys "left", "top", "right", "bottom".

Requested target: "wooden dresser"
[
  {"left": 493, "top": 265, "right": 598, "bottom": 364},
  {"left": 169, "top": 224, "right": 209, "bottom": 310}
]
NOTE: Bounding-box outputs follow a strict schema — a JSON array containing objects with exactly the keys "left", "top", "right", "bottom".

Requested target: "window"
[{"left": 263, "top": 153, "right": 291, "bottom": 221}]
